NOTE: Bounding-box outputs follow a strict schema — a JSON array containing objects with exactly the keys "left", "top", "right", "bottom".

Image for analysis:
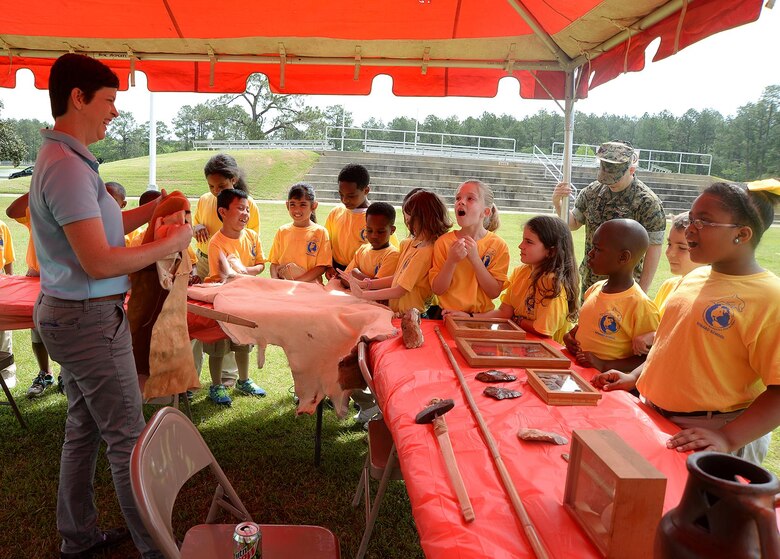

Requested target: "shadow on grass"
[{"left": 0, "top": 380, "right": 421, "bottom": 559}]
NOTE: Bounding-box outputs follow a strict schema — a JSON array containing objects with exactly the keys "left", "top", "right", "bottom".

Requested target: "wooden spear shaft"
[{"left": 434, "top": 327, "right": 551, "bottom": 559}]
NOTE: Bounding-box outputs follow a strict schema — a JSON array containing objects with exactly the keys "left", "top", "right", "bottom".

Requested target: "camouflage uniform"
[{"left": 572, "top": 176, "right": 666, "bottom": 296}]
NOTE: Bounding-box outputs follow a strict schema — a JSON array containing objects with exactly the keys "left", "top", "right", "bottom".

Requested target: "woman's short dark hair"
[{"left": 49, "top": 54, "right": 120, "bottom": 119}]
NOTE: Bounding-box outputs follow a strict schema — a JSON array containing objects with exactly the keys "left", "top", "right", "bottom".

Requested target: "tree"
[
  {"left": 9, "top": 118, "right": 51, "bottom": 161},
  {"left": 172, "top": 104, "right": 214, "bottom": 150},
  {"left": 307, "top": 105, "right": 353, "bottom": 147},
  {"left": 215, "top": 74, "right": 314, "bottom": 139},
  {"left": 138, "top": 121, "right": 178, "bottom": 154},
  {"left": 0, "top": 102, "right": 27, "bottom": 165}
]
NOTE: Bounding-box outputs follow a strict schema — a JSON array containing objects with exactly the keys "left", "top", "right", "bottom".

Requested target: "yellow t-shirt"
[
  {"left": 429, "top": 230, "right": 510, "bottom": 313},
  {"left": 325, "top": 206, "right": 367, "bottom": 267},
  {"left": 653, "top": 276, "right": 683, "bottom": 317},
  {"left": 653, "top": 267, "right": 710, "bottom": 317},
  {"left": 345, "top": 244, "right": 400, "bottom": 279},
  {"left": 389, "top": 240, "right": 435, "bottom": 314},
  {"left": 637, "top": 267, "right": 780, "bottom": 413},
  {"left": 206, "top": 229, "right": 265, "bottom": 282},
  {"left": 14, "top": 210, "right": 38, "bottom": 272},
  {"left": 128, "top": 223, "right": 198, "bottom": 265},
  {"left": 500, "top": 264, "right": 571, "bottom": 343},
  {"left": 324, "top": 205, "right": 399, "bottom": 267},
  {"left": 192, "top": 192, "right": 261, "bottom": 254},
  {"left": 126, "top": 226, "right": 145, "bottom": 248},
  {"left": 0, "top": 219, "right": 15, "bottom": 270},
  {"left": 576, "top": 280, "right": 660, "bottom": 361},
  {"left": 268, "top": 223, "right": 332, "bottom": 273}
]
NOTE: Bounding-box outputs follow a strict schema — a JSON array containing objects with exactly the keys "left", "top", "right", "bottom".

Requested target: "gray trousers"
[{"left": 34, "top": 294, "right": 156, "bottom": 555}]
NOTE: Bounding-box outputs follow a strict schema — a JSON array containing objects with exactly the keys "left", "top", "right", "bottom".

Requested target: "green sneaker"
[
  {"left": 208, "top": 384, "right": 232, "bottom": 406},
  {"left": 27, "top": 371, "right": 54, "bottom": 398},
  {"left": 236, "top": 379, "right": 266, "bottom": 397}
]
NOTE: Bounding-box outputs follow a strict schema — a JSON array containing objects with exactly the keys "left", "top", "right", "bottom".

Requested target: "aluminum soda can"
[{"left": 233, "top": 521, "right": 261, "bottom": 559}]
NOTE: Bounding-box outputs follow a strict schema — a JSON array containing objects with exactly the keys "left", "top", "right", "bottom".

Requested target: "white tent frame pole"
[
  {"left": 560, "top": 70, "right": 575, "bottom": 222},
  {"left": 148, "top": 92, "right": 157, "bottom": 190},
  {"left": 505, "top": 0, "right": 572, "bottom": 67}
]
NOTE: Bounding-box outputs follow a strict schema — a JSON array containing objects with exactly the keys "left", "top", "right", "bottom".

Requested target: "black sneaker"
[
  {"left": 60, "top": 527, "right": 130, "bottom": 558},
  {"left": 27, "top": 371, "right": 54, "bottom": 398}
]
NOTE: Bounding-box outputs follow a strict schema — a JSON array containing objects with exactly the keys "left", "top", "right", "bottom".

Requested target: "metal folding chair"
[
  {"left": 131, "top": 406, "right": 340, "bottom": 559},
  {"left": 0, "top": 351, "right": 26, "bottom": 428},
  {"left": 351, "top": 341, "right": 403, "bottom": 559}
]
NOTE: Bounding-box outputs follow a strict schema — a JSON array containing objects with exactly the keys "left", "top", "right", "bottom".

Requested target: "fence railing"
[
  {"left": 551, "top": 142, "right": 712, "bottom": 175},
  {"left": 189, "top": 135, "right": 712, "bottom": 176},
  {"left": 325, "top": 126, "right": 519, "bottom": 160},
  {"left": 532, "top": 145, "right": 562, "bottom": 182},
  {"left": 193, "top": 139, "right": 333, "bottom": 150}
]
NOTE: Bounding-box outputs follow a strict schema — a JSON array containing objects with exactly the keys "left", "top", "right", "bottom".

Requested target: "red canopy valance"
[{"left": 0, "top": 0, "right": 765, "bottom": 99}]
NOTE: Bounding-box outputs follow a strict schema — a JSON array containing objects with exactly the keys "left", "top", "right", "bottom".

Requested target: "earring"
[{"left": 733, "top": 238, "right": 740, "bottom": 244}]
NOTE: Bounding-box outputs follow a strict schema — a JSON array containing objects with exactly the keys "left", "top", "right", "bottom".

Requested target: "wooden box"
[
  {"left": 444, "top": 315, "right": 526, "bottom": 340},
  {"left": 454, "top": 338, "right": 569, "bottom": 368},
  {"left": 564, "top": 430, "right": 667, "bottom": 559},
  {"left": 526, "top": 369, "right": 602, "bottom": 406}
]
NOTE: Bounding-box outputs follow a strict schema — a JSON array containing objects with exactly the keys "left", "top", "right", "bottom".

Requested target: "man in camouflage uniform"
[{"left": 552, "top": 141, "right": 665, "bottom": 298}]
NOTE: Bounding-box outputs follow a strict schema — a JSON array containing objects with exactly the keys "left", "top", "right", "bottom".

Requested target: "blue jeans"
[{"left": 34, "top": 294, "right": 155, "bottom": 555}]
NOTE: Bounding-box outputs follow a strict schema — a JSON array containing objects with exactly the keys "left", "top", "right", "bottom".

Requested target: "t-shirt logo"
[
  {"left": 703, "top": 302, "right": 736, "bottom": 330},
  {"left": 599, "top": 313, "right": 620, "bottom": 334},
  {"left": 360, "top": 227, "right": 367, "bottom": 241},
  {"left": 482, "top": 249, "right": 495, "bottom": 268},
  {"left": 374, "top": 263, "right": 380, "bottom": 276},
  {"left": 306, "top": 239, "right": 319, "bottom": 256},
  {"left": 250, "top": 244, "right": 257, "bottom": 258},
  {"left": 697, "top": 296, "right": 743, "bottom": 336}
]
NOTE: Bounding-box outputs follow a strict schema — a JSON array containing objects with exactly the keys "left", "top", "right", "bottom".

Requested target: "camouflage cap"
[
  {"left": 596, "top": 141, "right": 636, "bottom": 164},
  {"left": 596, "top": 141, "right": 636, "bottom": 185}
]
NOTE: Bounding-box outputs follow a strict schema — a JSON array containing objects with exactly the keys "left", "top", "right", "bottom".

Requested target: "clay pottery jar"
[{"left": 655, "top": 451, "right": 780, "bottom": 559}]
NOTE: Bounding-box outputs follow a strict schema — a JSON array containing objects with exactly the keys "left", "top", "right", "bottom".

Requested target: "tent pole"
[
  {"left": 148, "top": 92, "right": 158, "bottom": 191},
  {"left": 560, "top": 70, "right": 575, "bottom": 222}
]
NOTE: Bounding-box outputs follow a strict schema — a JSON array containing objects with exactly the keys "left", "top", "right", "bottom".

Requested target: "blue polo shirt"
[{"left": 29, "top": 129, "right": 130, "bottom": 300}]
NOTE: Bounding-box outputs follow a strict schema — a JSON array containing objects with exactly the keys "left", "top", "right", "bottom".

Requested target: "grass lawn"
[
  {"left": 1, "top": 149, "right": 320, "bottom": 200},
  {"left": 1, "top": 191, "right": 779, "bottom": 557}
]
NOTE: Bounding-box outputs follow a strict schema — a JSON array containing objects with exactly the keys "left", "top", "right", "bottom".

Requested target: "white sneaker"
[{"left": 353, "top": 405, "right": 381, "bottom": 423}]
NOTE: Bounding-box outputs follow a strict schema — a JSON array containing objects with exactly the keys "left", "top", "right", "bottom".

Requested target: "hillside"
[{"left": 0, "top": 149, "right": 320, "bottom": 199}]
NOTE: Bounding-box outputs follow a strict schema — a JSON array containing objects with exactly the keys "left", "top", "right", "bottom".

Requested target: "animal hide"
[
  {"left": 188, "top": 276, "right": 397, "bottom": 417},
  {"left": 127, "top": 191, "right": 200, "bottom": 398}
]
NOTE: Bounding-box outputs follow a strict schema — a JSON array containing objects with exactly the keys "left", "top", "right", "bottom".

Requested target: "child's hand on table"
[
  {"left": 667, "top": 427, "right": 731, "bottom": 454},
  {"left": 591, "top": 369, "right": 637, "bottom": 392}
]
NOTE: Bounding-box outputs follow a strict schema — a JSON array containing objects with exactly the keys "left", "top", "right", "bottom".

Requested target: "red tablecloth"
[
  {"left": 0, "top": 275, "right": 228, "bottom": 343},
  {"left": 370, "top": 320, "right": 690, "bottom": 559},
  {"left": 0, "top": 275, "right": 40, "bottom": 330}
]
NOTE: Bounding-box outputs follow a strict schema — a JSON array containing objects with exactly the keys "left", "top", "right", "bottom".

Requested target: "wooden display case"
[
  {"left": 444, "top": 315, "right": 526, "bottom": 340},
  {"left": 526, "top": 369, "right": 602, "bottom": 406},
  {"left": 454, "top": 338, "right": 569, "bottom": 368},
  {"left": 564, "top": 430, "right": 667, "bottom": 559}
]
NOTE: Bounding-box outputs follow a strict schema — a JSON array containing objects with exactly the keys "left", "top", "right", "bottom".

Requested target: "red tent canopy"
[{"left": 0, "top": 0, "right": 765, "bottom": 99}]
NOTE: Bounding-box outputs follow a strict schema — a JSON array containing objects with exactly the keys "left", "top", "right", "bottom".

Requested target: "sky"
[{"left": 0, "top": 9, "right": 778, "bottom": 128}]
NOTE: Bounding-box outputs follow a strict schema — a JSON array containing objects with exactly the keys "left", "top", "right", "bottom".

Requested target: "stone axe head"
[{"left": 415, "top": 398, "right": 455, "bottom": 424}]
